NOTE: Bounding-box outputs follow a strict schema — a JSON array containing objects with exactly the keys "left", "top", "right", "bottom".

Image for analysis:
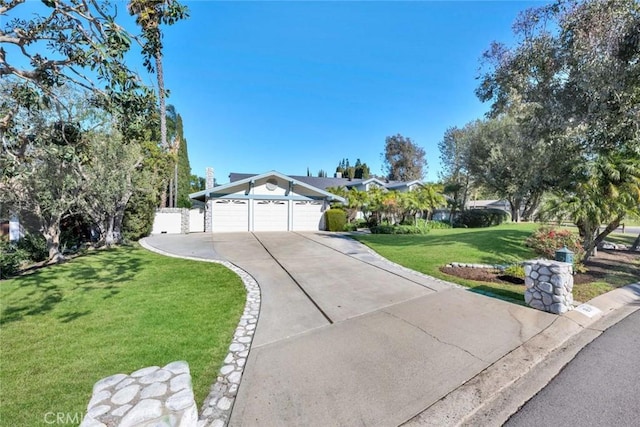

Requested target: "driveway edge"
[
  {"left": 401, "top": 282, "right": 640, "bottom": 426},
  {"left": 139, "top": 238, "right": 261, "bottom": 427}
]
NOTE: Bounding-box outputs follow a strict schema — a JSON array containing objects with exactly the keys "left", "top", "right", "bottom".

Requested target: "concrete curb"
[
  {"left": 138, "top": 238, "right": 262, "bottom": 427},
  {"left": 401, "top": 282, "right": 640, "bottom": 426}
]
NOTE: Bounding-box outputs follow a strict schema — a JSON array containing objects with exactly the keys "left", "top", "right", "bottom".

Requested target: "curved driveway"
[{"left": 144, "top": 231, "right": 557, "bottom": 426}]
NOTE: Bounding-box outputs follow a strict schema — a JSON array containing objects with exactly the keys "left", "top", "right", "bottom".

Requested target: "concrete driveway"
[
  {"left": 144, "top": 232, "right": 559, "bottom": 426},
  {"left": 211, "top": 232, "right": 559, "bottom": 427}
]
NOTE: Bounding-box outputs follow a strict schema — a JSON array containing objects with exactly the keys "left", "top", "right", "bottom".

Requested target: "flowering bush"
[{"left": 525, "top": 226, "right": 585, "bottom": 263}]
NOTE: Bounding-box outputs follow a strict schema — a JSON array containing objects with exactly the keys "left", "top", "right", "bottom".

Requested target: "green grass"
[
  {"left": 354, "top": 223, "right": 540, "bottom": 303},
  {"left": 354, "top": 224, "right": 639, "bottom": 304},
  {"left": 0, "top": 246, "right": 245, "bottom": 427}
]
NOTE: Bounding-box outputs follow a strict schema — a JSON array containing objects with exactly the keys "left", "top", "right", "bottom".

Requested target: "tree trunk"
[
  {"left": 509, "top": 198, "right": 522, "bottom": 222},
  {"left": 42, "top": 218, "right": 64, "bottom": 262},
  {"left": 159, "top": 178, "right": 168, "bottom": 208},
  {"left": 521, "top": 192, "right": 541, "bottom": 221},
  {"left": 632, "top": 233, "right": 640, "bottom": 251},
  {"left": 104, "top": 215, "right": 117, "bottom": 247},
  {"left": 168, "top": 177, "right": 173, "bottom": 208},
  {"left": 581, "top": 215, "right": 624, "bottom": 262},
  {"left": 157, "top": 50, "right": 167, "bottom": 151}
]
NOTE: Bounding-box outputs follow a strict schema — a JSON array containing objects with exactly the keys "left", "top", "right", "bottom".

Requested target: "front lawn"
[
  {"left": 353, "top": 223, "right": 638, "bottom": 304},
  {"left": 0, "top": 245, "right": 245, "bottom": 427}
]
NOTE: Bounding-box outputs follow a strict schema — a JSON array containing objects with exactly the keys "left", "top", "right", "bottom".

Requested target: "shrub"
[
  {"left": 325, "top": 208, "right": 347, "bottom": 232},
  {"left": 370, "top": 219, "right": 452, "bottom": 234},
  {"left": 16, "top": 233, "right": 48, "bottom": 262},
  {"left": 343, "top": 223, "right": 358, "bottom": 232},
  {"left": 525, "top": 226, "right": 586, "bottom": 264},
  {"left": 0, "top": 241, "right": 29, "bottom": 279},
  {"left": 424, "top": 219, "right": 452, "bottom": 230},
  {"left": 343, "top": 218, "right": 369, "bottom": 232},
  {"left": 353, "top": 218, "right": 368, "bottom": 228},
  {"left": 503, "top": 264, "right": 525, "bottom": 279},
  {"left": 454, "top": 208, "right": 510, "bottom": 228}
]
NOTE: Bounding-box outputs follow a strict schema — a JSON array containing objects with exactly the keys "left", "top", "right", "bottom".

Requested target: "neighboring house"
[
  {"left": 189, "top": 171, "right": 346, "bottom": 233},
  {"left": 465, "top": 199, "right": 510, "bottom": 213}
]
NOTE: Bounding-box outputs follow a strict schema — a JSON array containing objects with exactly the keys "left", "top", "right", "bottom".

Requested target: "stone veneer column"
[
  {"left": 205, "top": 167, "right": 214, "bottom": 233},
  {"left": 80, "top": 361, "right": 197, "bottom": 427},
  {"left": 523, "top": 260, "right": 574, "bottom": 314}
]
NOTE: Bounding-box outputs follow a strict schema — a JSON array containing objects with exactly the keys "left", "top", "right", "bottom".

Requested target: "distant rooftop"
[{"left": 228, "top": 172, "right": 412, "bottom": 191}]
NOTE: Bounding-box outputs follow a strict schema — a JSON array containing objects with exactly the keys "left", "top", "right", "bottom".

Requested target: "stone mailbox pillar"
[{"left": 523, "top": 260, "right": 574, "bottom": 314}]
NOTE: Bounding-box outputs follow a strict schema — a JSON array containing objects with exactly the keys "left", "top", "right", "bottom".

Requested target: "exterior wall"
[
  {"left": 151, "top": 208, "right": 189, "bottom": 234},
  {"left": 189, "top": 208, "right": 205, "bottom": 233},
  {"left": 253, "top": 183, "right": 288, "bottom": 196}
]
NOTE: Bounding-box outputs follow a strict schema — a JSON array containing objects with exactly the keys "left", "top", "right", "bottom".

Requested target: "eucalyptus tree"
[
  {"left": 439, "top": 124, "right": 475, "bottom": 221},
  {"left": 383, "top": 134, "right": 427, "bottom": 181}
]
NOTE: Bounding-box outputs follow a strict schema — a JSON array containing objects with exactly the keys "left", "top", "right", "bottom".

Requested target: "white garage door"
[
  {"left": 212, "top": 200, "right": 249, "bottom": 232},
  {"left": 254, "top": 200, "right": 288, "bottom": 231},
  {"left": 292, "top": 201, "right": 325, "bottom": 231}
]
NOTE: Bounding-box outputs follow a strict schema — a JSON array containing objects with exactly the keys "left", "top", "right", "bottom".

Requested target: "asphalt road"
[{"left": 505, "top": 309, "right": 640, "bottom": 427}]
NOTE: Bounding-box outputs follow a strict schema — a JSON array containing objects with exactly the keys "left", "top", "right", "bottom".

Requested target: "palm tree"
[
  {"left": 541, "top": 153, "right": 640, "bottom": 261},
  {"left": 128, "top": 0, "right": 187, "bottom": 207}
]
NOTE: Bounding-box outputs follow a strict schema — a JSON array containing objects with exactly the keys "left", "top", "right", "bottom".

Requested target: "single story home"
[
  {"left": 229, "top": 173, "right": 424, "bottom": 193},
  {"left": 189, "top": 171, "right": 346, "bottom": 232}
]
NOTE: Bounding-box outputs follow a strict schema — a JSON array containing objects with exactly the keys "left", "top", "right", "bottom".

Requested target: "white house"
[{"left": 189, "top": 171, "right": 346, "bottom": 232}]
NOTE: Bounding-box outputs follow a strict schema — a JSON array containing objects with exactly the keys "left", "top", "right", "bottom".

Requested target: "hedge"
[
  {"left": 325, "top": 208, "right": 347, "bottom": 231},
  {"left": 454, "top": 208, "right": 510, "bottom": 228}
]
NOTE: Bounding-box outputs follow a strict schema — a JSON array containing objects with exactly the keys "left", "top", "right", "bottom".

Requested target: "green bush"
[
  {"left": 353, "top": 218, "right": 368, "bottom": 228},
  {"left": 325, "top": 208, "right": 347, "bottom": 232},
  {"left": 343, "top": 223, "right": 358, "bottom": 232},
  {"left": 0, "top": 241, "right": 29, "bottom": 279},
  {"left": 370, "top": 219, "right": 452, "bottom": 234},
  {"left": 424, "top": 219, "right": 451, "bottom": 229},
  {"left": 454, "top": 208, "right": 510, "bottom": 228},
  {"left": 16, "top": 233, "right": 48, "bottom": 262},
  {"left": 503, "top": 264, "right": 525, "bottom": 279}
]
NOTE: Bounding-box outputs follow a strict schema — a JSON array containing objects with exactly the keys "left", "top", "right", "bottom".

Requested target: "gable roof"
[
  {"left": 228, "top": 173, "right": 420, "bottom": 192},
  {"left": 190, "top": 171, "right": 346, "bottom": 202}
]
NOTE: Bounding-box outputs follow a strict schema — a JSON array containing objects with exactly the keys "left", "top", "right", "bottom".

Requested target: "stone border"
[
  {"left": 445, "top": 262, "right": 508, "bottom": 270},
  {"left": 138, "top": 238, "right": 261, "bottom": 427}
]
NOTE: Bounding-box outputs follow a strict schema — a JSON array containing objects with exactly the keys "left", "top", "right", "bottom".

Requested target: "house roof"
[
  {"left": 190, "top": 171, "right": 346, "bottom": 202},
  {"left": 228, "top": 173, "right": 418, "bottom": 192}
]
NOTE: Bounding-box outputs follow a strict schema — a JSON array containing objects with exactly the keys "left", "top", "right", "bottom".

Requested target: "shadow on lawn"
[
  {"left": 468, "top": 285, "right": 525, "bottom": 305},
  {"left": 0, "top": 246, "right": 144, "bottom": 326}
]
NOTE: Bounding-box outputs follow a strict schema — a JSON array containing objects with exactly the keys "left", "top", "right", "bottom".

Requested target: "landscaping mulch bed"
[{"left": 440, "top": 249, "right": 640, "bottom": 287}]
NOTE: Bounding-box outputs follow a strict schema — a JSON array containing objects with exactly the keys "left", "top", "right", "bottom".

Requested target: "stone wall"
[
  {"left": 523, "top": 260, "right": 574, "bottom": 314},
  {"left": 80, "top": 361, "right": 197, "bottom": 427}
]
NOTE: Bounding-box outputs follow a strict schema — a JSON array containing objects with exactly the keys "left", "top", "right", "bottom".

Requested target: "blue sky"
[
  {"left": 160, "top": 1, "right": 552, "bottom": 184},
  {"left": 8, "top": 0, "right": 550, "bottom": 184}
]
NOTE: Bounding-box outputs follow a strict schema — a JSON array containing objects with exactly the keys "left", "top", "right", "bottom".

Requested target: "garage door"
[
  {"left": 254, "top": 200, "right": 288, "bottom": 231},
  {"left": 212, "top": 199, "right": 249, "bottom": 232},
  {"left": 292, "top": 201, "right": 325, "bottom": 231}
]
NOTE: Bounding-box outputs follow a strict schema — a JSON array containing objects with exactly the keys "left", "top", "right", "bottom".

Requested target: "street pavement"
[
  {"left": 505, "top": 309, "right": 640, "bottom": 427},
  {"left": 141, "top": 232, "right": 640, "bottom": 427}
]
